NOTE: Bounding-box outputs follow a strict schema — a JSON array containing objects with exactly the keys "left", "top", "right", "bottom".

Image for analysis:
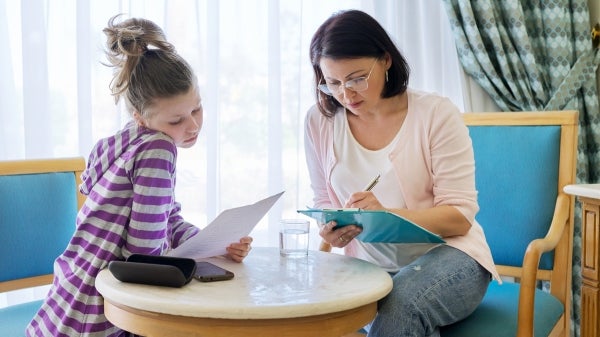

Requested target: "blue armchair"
[{"left": 440, "top": 111, "right": 578, "bottom": 337}]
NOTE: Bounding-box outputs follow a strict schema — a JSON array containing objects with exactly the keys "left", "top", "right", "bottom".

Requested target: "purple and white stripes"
[{"left": 26, "top": 122, "right": 199, "bottom": 336}]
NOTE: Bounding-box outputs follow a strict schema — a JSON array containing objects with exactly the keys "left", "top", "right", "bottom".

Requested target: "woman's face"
[
  {"left": 137, "top": 87, "right": 203, "bottom": 148},
  {"left": 319, "top": 57, "right": 387, "bottom": 113}
]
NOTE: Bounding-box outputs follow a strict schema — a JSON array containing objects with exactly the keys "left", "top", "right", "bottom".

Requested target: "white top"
[
  {"left": 95, "top": 247, "right": 392, "bottom": 319},
  {"left": 330, "top": 109, "right": 439, "bottom": 272},
  {"left": 330, "top": 109, "right": 399, "bottom": 200},
  {"left": 564, "top": 184, "right": 600, "bottom": 199}
]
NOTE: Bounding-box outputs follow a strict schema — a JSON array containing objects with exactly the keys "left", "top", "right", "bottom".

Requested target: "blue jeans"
[{"left": 368, "top": 245, "right": 491, "bottom": 337}]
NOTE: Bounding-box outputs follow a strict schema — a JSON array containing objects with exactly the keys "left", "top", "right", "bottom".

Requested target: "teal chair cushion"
[
  {"left": 0, "top": 171, "right": 77, "bottom": 336},
  {"left": 441, "top": 281, "right": 563, "bottom": 337},
  {"left": 0, "top": 300, "right": 43, "bottom": 337},
  {"left": 468, "top": 125, "right": 560, "bottom": 270},
  {"left": 0, "top": 172, "right": 77, "bottom": 282}
]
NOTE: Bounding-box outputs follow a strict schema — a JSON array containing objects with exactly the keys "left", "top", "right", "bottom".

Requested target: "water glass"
[{"left": 279, "top": 219, "right": 310, "bottom": 257}]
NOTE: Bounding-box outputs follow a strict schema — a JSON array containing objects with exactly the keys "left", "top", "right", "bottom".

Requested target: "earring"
[{"left": 385, "top": 70, "right": 389, "bottom": 83}]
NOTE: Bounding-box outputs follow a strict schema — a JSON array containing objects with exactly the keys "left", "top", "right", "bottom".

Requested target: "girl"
[{"left": 26, "top": 15, "right": 252, "bottom": 336}]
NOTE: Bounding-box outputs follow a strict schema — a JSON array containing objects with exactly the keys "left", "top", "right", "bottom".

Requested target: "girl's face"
[
  {"left": 319, "top": 57, "right": 388, "bottom": 114},
  {"left": 136, "top": 87, "right": 203, "bottom": 148}
]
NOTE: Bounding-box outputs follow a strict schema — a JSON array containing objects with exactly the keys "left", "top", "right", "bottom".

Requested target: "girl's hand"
[
  {"left": 319, "top": 221, "right": 362, "bottom": 248},
  {"left": 225, "top": 236, "right": 253, "bottom": 262}
]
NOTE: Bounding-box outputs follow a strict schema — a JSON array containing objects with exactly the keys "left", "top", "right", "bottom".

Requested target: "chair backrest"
[
  {"left": 463, "top": 111, "right": 578, "bottom": 330},
  {"left": 0, "top": 157, "right": 85, "bottom": 293}
]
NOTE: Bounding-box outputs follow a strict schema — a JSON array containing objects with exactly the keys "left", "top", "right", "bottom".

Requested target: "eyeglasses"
[{"left": 318, "top": 60, "right": 377, "bottom": 96}]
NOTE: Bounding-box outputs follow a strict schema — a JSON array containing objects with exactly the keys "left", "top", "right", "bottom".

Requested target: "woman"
[
  {"left": 304, "top": 10, "right": 499, "bottom": 337},
  {"left": 26, "top": 15, "right": 252, "bottom": 336}
]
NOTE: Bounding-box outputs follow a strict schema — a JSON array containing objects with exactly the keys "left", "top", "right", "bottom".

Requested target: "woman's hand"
[
  {"left": 319, "top": 221, "right": 362, "bottom": 248},
  {"left": 225, "top": 236, "right": 253, "bottom": 262},
  {"left": 345, "top": 191, "right": 384, "bottom": 210}
]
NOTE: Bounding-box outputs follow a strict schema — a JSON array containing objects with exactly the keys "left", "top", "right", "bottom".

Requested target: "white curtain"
[{"left": 0, "top": 0, "right": 474, "bottom": 307}]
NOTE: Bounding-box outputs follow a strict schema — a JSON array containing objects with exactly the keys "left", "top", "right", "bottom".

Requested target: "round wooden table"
[{"left": 95, "top": 247, "right": 392, "bottom": 337}]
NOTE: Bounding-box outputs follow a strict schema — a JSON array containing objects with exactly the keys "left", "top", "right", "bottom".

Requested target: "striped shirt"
[{"left": 26, "top": 122, "right": 199, "bottom": 336}]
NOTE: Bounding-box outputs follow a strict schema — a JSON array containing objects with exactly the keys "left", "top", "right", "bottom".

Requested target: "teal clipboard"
[{"left": 297, "top": 209, "right": 445, "bottom": 244}]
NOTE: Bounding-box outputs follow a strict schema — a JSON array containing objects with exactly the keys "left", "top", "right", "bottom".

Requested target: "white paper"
[{"left": 167, "top": 191, "right": 284, "bottom": 260}]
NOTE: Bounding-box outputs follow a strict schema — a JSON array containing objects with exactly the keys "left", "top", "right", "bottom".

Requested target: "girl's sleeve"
[
  {"left": 124, "top": 137, "right": 188, "bottom": 256},
  {"left": 168, "top": 201, "right": 200, "bottom": 248}
]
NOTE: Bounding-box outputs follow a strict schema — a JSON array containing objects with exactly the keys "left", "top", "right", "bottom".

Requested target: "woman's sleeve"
[
  {"left": 304, "top": 106, "right": 336, "bottom": 209},
  {"left": 429, "top": 99, "right": 479, "bottom": 223}
]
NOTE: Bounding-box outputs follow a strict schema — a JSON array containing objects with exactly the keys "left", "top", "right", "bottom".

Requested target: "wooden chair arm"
[{"left": 516, "top": 193, "right": 570, "bottom": 337}]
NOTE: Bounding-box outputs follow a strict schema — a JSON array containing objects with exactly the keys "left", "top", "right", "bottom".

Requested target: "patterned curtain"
[{"left": 443, "top": 1, "right": 600, "bottom": 336}]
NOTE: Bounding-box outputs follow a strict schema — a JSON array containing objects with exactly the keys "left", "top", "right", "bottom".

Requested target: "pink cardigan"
[{"left": 304, "top": 89, "right": 499, "bottom": 281}]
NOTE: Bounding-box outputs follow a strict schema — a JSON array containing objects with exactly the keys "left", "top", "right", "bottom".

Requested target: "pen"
[{"left": 364, "top": 174, "right": 381, "bottom": 191}]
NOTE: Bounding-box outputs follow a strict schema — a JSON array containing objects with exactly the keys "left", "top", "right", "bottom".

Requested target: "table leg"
[{"left": 580, "top": 197, "right": 600, "bottom": 337}]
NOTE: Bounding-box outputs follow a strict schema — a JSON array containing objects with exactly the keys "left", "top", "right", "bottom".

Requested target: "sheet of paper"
[{"left": 167, "top": 191, "right": 284, "bottom": 260}]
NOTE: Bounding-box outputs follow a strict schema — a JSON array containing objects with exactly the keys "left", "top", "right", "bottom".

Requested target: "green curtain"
[{"left": 443, "top": 1, "right": 600, "bottom": 336}]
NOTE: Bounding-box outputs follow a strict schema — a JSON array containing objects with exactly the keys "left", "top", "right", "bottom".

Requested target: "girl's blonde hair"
[{"left": 103, "top": 15, "right": 197, "bottom": 117}]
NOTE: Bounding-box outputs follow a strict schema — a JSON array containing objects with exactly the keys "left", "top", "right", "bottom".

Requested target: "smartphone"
[{"left": 194, "top": 262, "right": 235, "bottom": 282}]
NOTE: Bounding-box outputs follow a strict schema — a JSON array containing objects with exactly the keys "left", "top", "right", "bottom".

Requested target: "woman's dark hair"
[
  {"left": 309, "top": 10, "right": 410, "bottom": 117},
  {"left": 103, "top": 14, "right": 197, "bottom": 117}
]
